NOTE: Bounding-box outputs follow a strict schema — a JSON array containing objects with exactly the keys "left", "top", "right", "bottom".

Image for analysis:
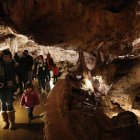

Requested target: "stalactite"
[{"left": 0, "top": 0, "right": 138, "bottom": 55}]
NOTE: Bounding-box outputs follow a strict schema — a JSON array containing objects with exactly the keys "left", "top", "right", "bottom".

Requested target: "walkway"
[{"left": 0, "top": 81, "right": 45, "bottom": 140}]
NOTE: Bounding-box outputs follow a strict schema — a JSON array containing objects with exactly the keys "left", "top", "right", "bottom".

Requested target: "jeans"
[
  {"left": 27, "top": 70, "right": 33, "bottom": 83},
  {"left": 0, "top": 89, "right": 14, "bottom": 111},
  {"left": 38, "top": 75, "right": 46, "bottom": 90},
  {"left": 27, "top": 107, "right": 34, "bottom": 119},
  {"left": 53, "top": 75, "right": 58, "bottom": 84},
  {"left": 18, "top": 71, "right": 28, "bottom": 93},
  {"left": 46, "top": 71, "right": 50, "bottom": 82}
]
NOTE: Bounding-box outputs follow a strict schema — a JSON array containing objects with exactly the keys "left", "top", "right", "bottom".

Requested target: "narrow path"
[{"left": 0, "top": 81, "right": 45, "bottom": 140}]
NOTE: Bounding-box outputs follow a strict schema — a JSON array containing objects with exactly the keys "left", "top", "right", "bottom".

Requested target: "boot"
[
  {"left": 7, "top": 111, "right": 15, "bottom": 130},
  {"left": 1, "top": 111, "right": 9, "bottom": 129}
]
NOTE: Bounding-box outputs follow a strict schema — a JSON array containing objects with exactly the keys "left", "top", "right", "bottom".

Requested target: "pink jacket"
[
  {"left": 20, "top": 91, "right": 40, "bottom": 107},
  {"left": 52, "top": 66, "right": 59, "bottom": 76}
]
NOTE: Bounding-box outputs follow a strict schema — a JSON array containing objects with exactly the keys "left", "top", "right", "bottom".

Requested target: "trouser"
[
  {"left": 27, "top": 107, "right": 34, "bottom": 119},
  {"left": 46, "top": 71, "right": 51, "bottom": 81},
  {"left": 18, "top": 79, "right": 26, "bottom": 94},
  {"left": 0, "top": 89, "right": 15, "bottom": 130},
  {"left": 38, "top": 75, "right": 46, "bottom": 90},
  {"left": 18, "top": 72, "right": 28, "bottom": 93},
  {"left": 53, "top": 75, "right": 58, "bottom": 84},
  {"left": 27, "top": 70, "right": 33, "bottom": 83},
  {"left": 0, "top": 89, "right": 14, "bottom": 111}
]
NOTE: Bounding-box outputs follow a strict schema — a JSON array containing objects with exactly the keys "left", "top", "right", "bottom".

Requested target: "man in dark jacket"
[
  {"left": 23, "top": 50, "right": 33, "bottom": 82},
  {"left": 18, "top": 50, "right": 33, "bottom": 93}
]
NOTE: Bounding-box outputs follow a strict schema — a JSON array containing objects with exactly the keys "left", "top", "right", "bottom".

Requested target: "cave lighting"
[
  {"left": 92, "top": 76, "right": 103, "bottom": 83},
  {"left": 0, "top": 46, "right": 9, "bottom": 51},
  {"left": 130, "top": 109, "right": 140, "bottom": 120},
  {"left": 92, "top": 75, "right": 110, "bottom": 96},
  {"left": 49, "top": 79, "right": 55, "bottom": 90},
  {"left": 81, "top": 78, "right": 94, "bottom": 94}
]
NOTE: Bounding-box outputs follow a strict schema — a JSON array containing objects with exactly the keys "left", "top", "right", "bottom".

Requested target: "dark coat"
[{"left": 0, "top": 60, "right": 18, "bottom": 90}]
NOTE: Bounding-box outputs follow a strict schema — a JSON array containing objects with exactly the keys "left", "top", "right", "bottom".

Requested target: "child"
[
  {"left": 20, "top": 82, "right": 40, "bottom": 123},
  {"left": 52, "top": 64, "right": 59, "bottom": 84}
]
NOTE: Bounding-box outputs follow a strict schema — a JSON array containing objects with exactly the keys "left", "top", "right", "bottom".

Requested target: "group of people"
[
  {"left": 34, "top": 53, "right": 59, "bottom": 93},
  {"left": 0, "top": 49, "right": 59, "bottom": 130}
]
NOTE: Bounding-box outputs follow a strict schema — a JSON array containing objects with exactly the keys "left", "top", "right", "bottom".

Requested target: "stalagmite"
[{"left": 44, "top": 51, "right": 112, "bottom": 140}]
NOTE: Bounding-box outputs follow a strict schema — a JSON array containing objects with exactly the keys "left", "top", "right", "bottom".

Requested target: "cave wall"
[
  {"left": 0, "top": 0, "right": 139, "bottom": 54},
  {"left": 109, "top": 61, "right": 140, "bottom": 110}
]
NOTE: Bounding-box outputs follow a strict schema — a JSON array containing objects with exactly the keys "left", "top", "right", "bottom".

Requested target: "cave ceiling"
[{"left": 0, "top": 0, "right": 140, "bottom": 55}]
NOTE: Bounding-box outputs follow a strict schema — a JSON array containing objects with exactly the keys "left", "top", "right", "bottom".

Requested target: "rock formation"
[{"left": 0, "top": 1, "right": 140, "bottom": 140}]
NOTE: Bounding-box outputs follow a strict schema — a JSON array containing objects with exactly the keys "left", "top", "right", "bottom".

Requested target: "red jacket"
[
  {"left": 52, "top": 66, "right": 59, "bottom": 76},
  {"left": 20, "top": 91, "right": 40, "bottom": 107}
]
